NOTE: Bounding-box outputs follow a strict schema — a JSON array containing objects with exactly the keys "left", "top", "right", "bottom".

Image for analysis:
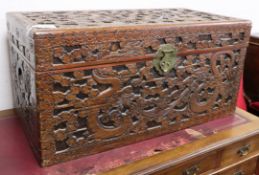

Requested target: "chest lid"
[{"left": 7, "top": 9, "right": 251, "bottom": 72}]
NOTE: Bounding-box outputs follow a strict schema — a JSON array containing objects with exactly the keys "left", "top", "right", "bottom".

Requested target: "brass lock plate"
[{"left": 153, "top": 44, "right": 178, "bottom": 75}]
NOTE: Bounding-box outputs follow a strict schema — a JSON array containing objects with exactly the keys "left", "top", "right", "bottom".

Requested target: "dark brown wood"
[
  {"left": 244, "top": 34, "right": 259, "bottom": 116},
  {"left": 6, "top": 9, "right": 251, "bottom": 166}
]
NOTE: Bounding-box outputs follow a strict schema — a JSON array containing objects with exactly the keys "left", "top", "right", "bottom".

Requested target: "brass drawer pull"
[
  {"left": 237, "top": 144, "right": 250, "bottom": 156},
  {"left": 234, "top": 171, "right": 245, "bottom": 175},
  {"left": 183, "top": 165, "right": 200, "bottom": 175}
]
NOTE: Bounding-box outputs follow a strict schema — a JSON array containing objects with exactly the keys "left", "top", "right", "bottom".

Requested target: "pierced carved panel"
[
  {"left": 37, "top": 49, "right": 244, "bottom": 161},
  {"left": 50, "top": 31, "right": 246, "bottom": 67},
  {"left": 29, "top": 24, "right": 250, "bottom": 72},
  {"left": 8, "top": 41, "right": 39, "bottom": 157},
  {"left": 21, "top": 9, "right": 236, "bottom": 28}
]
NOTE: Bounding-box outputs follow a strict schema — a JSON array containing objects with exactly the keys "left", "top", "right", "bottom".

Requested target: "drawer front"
[
  {"left": 216, "top": 158, "right": 257, "bottom": 175},
  {"left": 151, "top": 152, "right": 218, "bottom": 175},
  {"left": 221, "top": 136, "right": 259, "bottom": 166}
]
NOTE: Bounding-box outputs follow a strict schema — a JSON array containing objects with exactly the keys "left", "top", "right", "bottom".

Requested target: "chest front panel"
[{"left": 35, "top": 48, "right": 245, "bottom": 163}]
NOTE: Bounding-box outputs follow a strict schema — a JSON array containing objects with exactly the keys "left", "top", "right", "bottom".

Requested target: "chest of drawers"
[{"left": 103, "top": 108, "right": 259, "bottom": 175}]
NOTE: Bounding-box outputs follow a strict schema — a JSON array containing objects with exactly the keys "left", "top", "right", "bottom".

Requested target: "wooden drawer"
[
  {"left": 152, "top": 151, "right": 218, "bottom": 175},
  {"left": 215, "top": 158, "right": 257, "bottom": 175},
  {"left": 144, "top": 137, "right": 259, "bottom": 175},
  {"left": 221, "top": 136, "right": 259, "bottom": 166}
]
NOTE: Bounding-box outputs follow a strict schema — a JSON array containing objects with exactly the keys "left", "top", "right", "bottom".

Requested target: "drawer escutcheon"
[
  {"left": 183, "top": 165, "right": 200, "bottom": 175},
  {"left": 233, "top": 171, "right": 245, "bottom": 175}
]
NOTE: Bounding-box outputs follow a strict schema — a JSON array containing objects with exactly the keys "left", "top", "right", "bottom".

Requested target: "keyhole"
[{"left": 18, "top": 67, "right": 22, "bottom": 76}]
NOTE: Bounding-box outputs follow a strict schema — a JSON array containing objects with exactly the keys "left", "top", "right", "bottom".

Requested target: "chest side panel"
[{"left": 7, "top": 33, "right": 40, "bottom": 160}]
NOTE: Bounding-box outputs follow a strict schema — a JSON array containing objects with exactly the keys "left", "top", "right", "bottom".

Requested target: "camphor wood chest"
[{"left": 7, "top": 9, "right": 251, "bottom": 166}]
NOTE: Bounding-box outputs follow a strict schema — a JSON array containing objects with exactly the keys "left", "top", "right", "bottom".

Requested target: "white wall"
[{"left": 0, "top": 0, "right": 258, "bottom": 110}]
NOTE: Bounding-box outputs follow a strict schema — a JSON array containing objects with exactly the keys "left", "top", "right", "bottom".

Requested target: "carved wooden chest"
[{"left": 7, "top": 9, "right": 251, "bottom": 166}]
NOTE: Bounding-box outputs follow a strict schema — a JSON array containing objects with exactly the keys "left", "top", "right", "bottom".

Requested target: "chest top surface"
[{"left": 9, "top": 8, "right": 243, "bottom": 29}]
